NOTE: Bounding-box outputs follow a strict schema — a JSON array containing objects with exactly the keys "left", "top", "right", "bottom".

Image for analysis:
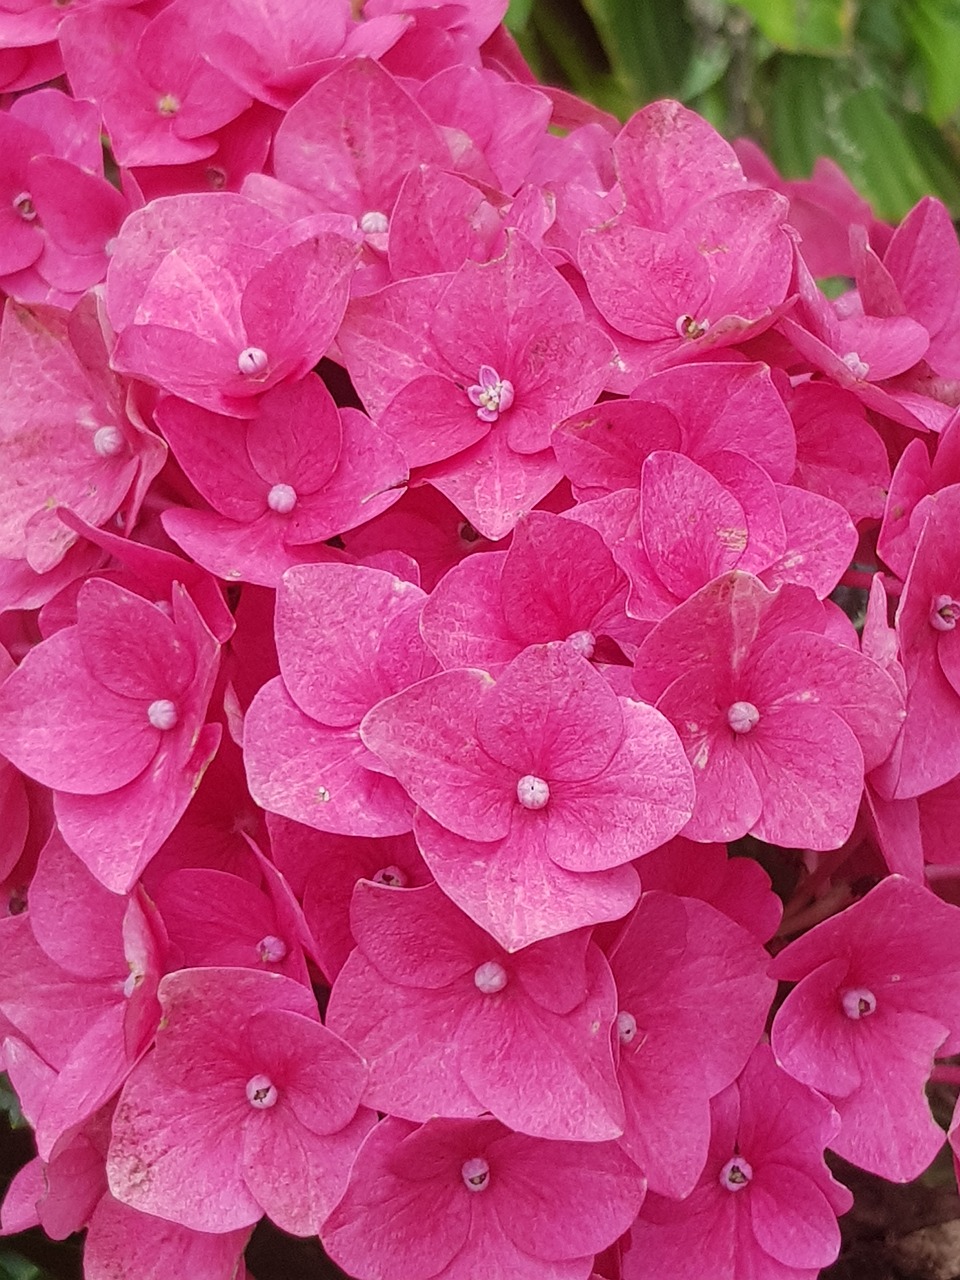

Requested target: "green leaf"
[
  {"left": 582, "top": 0, "right": 694, "bottom": 101},
  {"left": 732, "top": 0, "right": 854, "bottom": 52},
  {"left": 0, "top": 1073, "right": 25, "bottom": 1130},
  {"left": 505, "top": 0, "right": 535, "bottom": 33},
  {"left": 902, "top": 0, "right": 960, "bottom": 122},
  {"left": 0, "top": 1252, "right": 45, "bottom": 1280}
]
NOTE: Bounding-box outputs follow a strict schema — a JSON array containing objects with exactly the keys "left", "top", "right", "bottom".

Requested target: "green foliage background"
[{"left": 507, "top": 0, "right": 960, "bottom": 221}]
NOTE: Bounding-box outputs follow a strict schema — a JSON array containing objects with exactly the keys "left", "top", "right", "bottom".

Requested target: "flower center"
[
  {"left": 841, "top": 351, "right": 870, "bottom": 379},
  {"left": 566, "top": 630, "right": 596, "bottom": 660},
  {"left": 719, "top": 1156, "right": 753, "bottom": 1191},
  {"left": 467, "top": 365, "right": 515, "bottom": 422},
  {"left": 245, "top": 1074, "right": 278, "bottom": 1109},
  {"left": 372, "top": 865, "right": 406, "bottom": 887},
  {"left": 12, "top": 192, "right": 36, "bottom": 222},
  {"left": 267, "top": 483, "right": 297, "bottom": 514},
  {"left": 147, "top": 699, "right": 178, "bottom": 730},
  {"left": 156, "top": 93, "right": 181, "bottom": 117},
  {"left": 474, "top": 961, "right": 508, "bottom": 994},
  {"left": 517, "top": 775, "right": 550, "bottom": 810},
  {"left": 93, "top": 426, "right": 124, "bottom": 457},
  {"left": 675, "top": 314, "right": 709, "bottom": 340},
  {"left": 841, "top": 987, "right": 877, "bottom": 1019},
  {"left": 205, "top": 165, "right": 227, "bottom": 190},
  {"left": 122, "top": 967, "right": 144, "bottom": 999},
  {"left": 461, "top": 1156, "right": 490, "bottom": 1191},
  {"left": 359, "top": 210, "right": 389, "bottom": 236},
  {"left": 616, "top": 1011, "right": 638, "bottom": 1045},
  {"left": 237, "top": 346, "right": 268, "bottom": 376},
  {"left": 931, "top": 594, "right": 960, "bottom": 632},
  {"left": 458, "top": 520, "right": 480, "bottom": 544},
  {"left": 727, "top": 701, "right": 760, "bottom": 735},
  {"left": 257, "top": 935, "right": 287, "bottom": 964}
]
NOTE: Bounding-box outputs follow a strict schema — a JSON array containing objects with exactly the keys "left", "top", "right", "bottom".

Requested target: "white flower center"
[
  {"left": 147, "top": 699, "right": 178, "bottom": 731},
  {"left": 517, "top": 775, "right": 550, "bottom": 810}
]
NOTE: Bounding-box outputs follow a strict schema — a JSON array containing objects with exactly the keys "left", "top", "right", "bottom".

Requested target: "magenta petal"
[
  {"left": 491, "top": 1130, "right": 645, "bottom": 1261},
  {"left": 84, "top": 1196, "right": 252, "bottom": 1280},
  {"left": 243, "top": 1105, "right": 373, "bottom": 1236},
  {"left": 640, "top": 451, "right": 748, "bottom": 597},
  {"left": 614, "top": 100, "right": 746, "bottom": 228},
  {"left": 420, "top": 552, "right": 519, "bottom": 670},
  {"left": 381, "top": 374, "right": 492, "bottom": 469},
  {"left": 349, "top": 880, "right": 487, "bottom": 989},
  {"left": 327, "top": 954, "right": 482, "bottom": 1121},
  {"left": 427, "top": 428, "right": 564, "bottom": 542},
  {"left": 108, "top": 1053, "right": 260, "bottom": 1233},
  {"left": 476, "top": 644, "right": 623, "bottom": 781},
  {"left": 771, "top": 957, "right": 863, "bottom": 1097},
  {"left": 544, "top": 700, "right": 695, "bottom": 870},
  {"left": 360, "top": 668, "right": 514, "bottom": 842},
  {"left": 0, "top": 627, "right": 160, "bottom": 795},
  {"left": 277, "top": 562, "right": 428, "bottom": 728},
  {"left": 161, "top": 508, "right": 337, "bottom": 588},
  {"left": 245, "top": 678, "right": 414, "bottom": 837},
  {"left": 580, "top": 217, "right": 709, "bottom": 341},
  {"left": 56, "top": 721, "right": 222, "bottom": 891},
  {"left": 461, "top": 944, "right": 624, "bottom": 1141},
  {"left": 741, "top": 704, "right": 864, "bottom": 849},
  {"left": 76, "top": 577, "right": 195, "bottom": 700},
  {"left": 322, "top": 1117, "right": 471, "bottom": 1280},
  {"left": 749, "top": 1164, "right": 841, "bottom": 1268},
  {"left": 415, "top": 811, "right": 640, "bottom": 952}
]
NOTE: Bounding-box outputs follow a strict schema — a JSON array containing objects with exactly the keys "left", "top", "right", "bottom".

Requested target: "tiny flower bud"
[
  {"left": 13, "top": 192, "right": 36, "bottom": 222},
  {"left": 156, "top": 93, "right": 181, "bottom": 117},
  {"left": 474, "top": 961, "right": 508, "bottom": 994},
  {"left": 147, "top": 699, "right": 178, "bottom": 731},
  {"left": 359, "top": 210, "right": 389, "bottom": 235},
  {"left": 566, "top": 630, "right": 596, "bottom": 660},
  {"left": 841, "top": 987, "right": 877, "bottom": 1019},
  {"left": 93, "top": 426, "right": 124, "bottom": 457},
  {"left": 841, "top": 351, "right": 870, "bottom": 379},
  {"left": 267, "top": 483, "right": 297, "bottom": 514},
  {"left": 616, "top": 1011, "right": 638, "bottom": 1044},
  {"left": 517, "top": 775, "right": 550, "bottom": 810},
  {"left": 675, "top": 314, "right": 709, "bottom": 340},
  {"left": 727, "top": 701, "right": 760, "bottom": 735},
  {"left": 245, "top": 1074, "right": 278, "bottom": 1109},
  {"left": 461, "top": 1157, "right": 490, "bottom": 1191},
  {"left": 372, "top": 865, "right": 407, "bottom": 887},
  {"left": 719, "top": 1156, "right": 753, "bottom": 1191},
  {"left": 237, "top": 346, "right": 268, "bottom": 376},
  {"left": 467, "top": 365, "right": 514, "bottom": 422},
  {"left": 931, "top": 594, "right": 960, "bottom": 632},
  {"left": 257, "top": 935, "right": 287, "bottom": 964}
]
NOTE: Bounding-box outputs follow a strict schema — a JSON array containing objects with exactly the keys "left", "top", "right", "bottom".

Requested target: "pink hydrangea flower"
[
  {"left": 244, "top": 562, "right": 436, "bottom": 836},
  {"left": 421, "top": 510, "right": 639, "bottom": 672},
  {"left": 340, "top": 231, "right": 614, "bottom": 537},
  {"left": 624, "top": 1044, "right": 852, "bottom": 1280},
  {"left": 632, "top": 572, "right": 904, "bottom": 848},
  {"left": 157, "top": 374, "right": 407, "bottom": 586},
  {"left": 0, "top": 578, "right": 222, "bottom": 890},
  {"left": 361, "top": 641, "right": 694, "bottom": 948},
  {"left": 105, "top": 192, "right": 359, "bottom": 416},
  {"left": 107, "top": 967, "right": 373, "bottom": 1236},
  {"left": 323, "top": 1114, "right": 646, "bottom": 1280},
  {"left": 327, "top": 880, "right": 624, "bottom": 1140},
  {"left": 0, "top": 297, "right": 165, "bottom": 574},
  {"left": 771, "top": 875, "right": 960, "bottom": 1181},
  {"left": 604, "top": 890, "right": 775, "bottom": 1197}
]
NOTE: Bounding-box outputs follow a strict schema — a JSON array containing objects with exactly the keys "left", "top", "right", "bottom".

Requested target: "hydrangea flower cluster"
[{"left": 2, "top": 4, "right": 960, "bottom": 1278}]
